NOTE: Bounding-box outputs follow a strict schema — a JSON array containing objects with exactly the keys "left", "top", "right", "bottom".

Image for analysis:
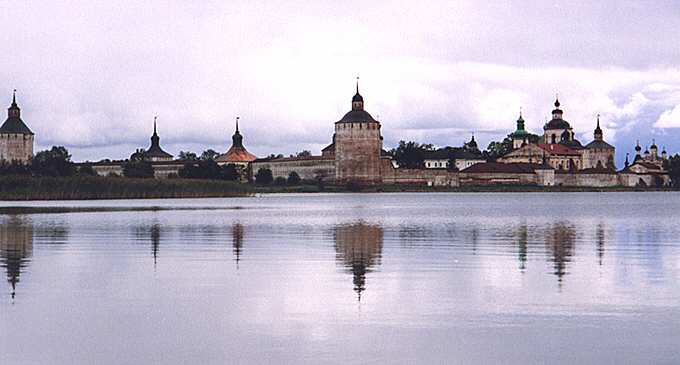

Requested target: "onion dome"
[
  {"left": 216, "top": 117, "right": 257, "bottom": 164},
  {"left": 650, "top": 139, "right": 658, "bottom": 150},
  {"left": 1, "top": 90, "right": 34, "bottom": 135},
  {"left": 544, "top": 96, "right": 572, "bottom": 130},
  {"left": 635, "top": 140, "right": 642, "bottom": 152},
  {"left": 466, "top": 133, "right": 478, "bottom": 150},
  {"left": 145, "top": 117, "right": 173, "bottom": 159},
  {"left": 338, "top": 79, "right": 378, "bottom": 123}
]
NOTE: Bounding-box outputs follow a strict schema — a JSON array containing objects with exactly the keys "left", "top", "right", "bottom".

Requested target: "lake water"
[{"left": 1, "top": 192, "right": 679, "bottom": 364}]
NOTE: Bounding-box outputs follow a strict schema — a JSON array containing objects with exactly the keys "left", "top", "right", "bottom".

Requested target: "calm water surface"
[{"left": 1, "top": 192, "right": 679, "bottom": 364}]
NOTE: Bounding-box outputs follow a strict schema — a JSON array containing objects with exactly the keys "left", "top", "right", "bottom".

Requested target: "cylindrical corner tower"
[{"left": 334, "top": 86, "right": 383, "bottom": 184}]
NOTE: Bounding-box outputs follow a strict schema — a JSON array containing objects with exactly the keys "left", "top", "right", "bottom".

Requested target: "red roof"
[
  {"left": 253, "top": 155, "right": 333, "bottom": 163},
  {"left": 461, "top": 162, "right": 547, "bottom": 173},
  {"left": 216, "top": 146, "right": 257, "bottom": 163},
  {"left": 537, "top": 144, "right": 581, "bottom": 156}
]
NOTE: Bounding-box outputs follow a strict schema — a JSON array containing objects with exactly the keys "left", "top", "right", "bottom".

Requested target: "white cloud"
[{"left": 653, "top": 105, "right": 680, "bottom": 129}]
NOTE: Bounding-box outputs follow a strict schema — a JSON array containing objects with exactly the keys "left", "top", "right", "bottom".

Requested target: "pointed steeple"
[
  {"left": 7, "top": 89, "right": 20, "bottom": 119},
  {"left": 625, "top": 153, "right": 630, "bottom": 168},
  {"left": 594, "top": 114, "right": 603, "bottom": 141},
  {"left": 232, "top": 116, "right": 243, "bottom": 148},
  {"left": 150, "top": 116, "right": 160, "bottom": 146},
  {"left": 145, "top": 116, "right": 172, "bottom": 160},
  {"left": 352, "top": 76, "right": 364, "bottom": 111}
]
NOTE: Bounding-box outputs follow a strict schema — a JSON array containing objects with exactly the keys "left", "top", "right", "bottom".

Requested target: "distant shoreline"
[
  {"left": 255, "top": 184, "right": 677, "bottom": 194},
  {"left": 0, "top": 176, "right": 676, "bottom": 201}
]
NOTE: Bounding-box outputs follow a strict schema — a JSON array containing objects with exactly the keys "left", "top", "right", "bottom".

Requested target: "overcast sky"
[{"left": 2, "top": 0, "right": 680, "bottom": 164}]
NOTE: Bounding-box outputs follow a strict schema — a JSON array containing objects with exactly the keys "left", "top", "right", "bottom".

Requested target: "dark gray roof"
[
  {"left": 337, "top": 109, "right": 377, "bottom": 123},
  {"left": 0, "top": 117, "right": 33, "bottom": 135},
  {"left": 559, "top": 139, "right": 583, "bottom": 149},
  {"left": 544, "top": 118, "right": 571, "bottom": 130},
  {"left": 146, "top": 132, "right": 172, "bottom": 158},
  {"left": 585, "top": 140, "right": 614, "bottom": 150},
  {"left": 146, "top": 145, "right": 172, "bottom": 158},
  {"left": 352, "top": 92, "right": 363, "bottom": 103}
]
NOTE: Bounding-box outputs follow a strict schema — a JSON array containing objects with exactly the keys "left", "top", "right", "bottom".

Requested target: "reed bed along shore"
[{"left": 0, "top": 175, "right": 253, "bottom": 200}]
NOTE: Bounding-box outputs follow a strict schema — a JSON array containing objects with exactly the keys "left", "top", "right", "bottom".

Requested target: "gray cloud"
[{"left": 3, "top": 0, "right": 680, "bottom": 163}]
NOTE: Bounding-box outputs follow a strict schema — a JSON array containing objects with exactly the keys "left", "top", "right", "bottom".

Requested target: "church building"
[
  {"left": 499, "top": 97, "right": 615, "bottom": 171},
  {"left": 0, "top": 91, "right": 34, "bottom": 164}
]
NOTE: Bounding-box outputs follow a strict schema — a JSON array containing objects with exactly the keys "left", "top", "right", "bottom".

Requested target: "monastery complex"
[{"left": 1, "top": 85, "right": 672, "bottom": 188}]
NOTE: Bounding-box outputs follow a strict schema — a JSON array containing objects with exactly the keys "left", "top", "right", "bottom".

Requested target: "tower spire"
[
  {"left": 153, "top": 116, "right": 157, "bottom": 135},
  {"left": 356, "top": 76, "right": 359, "bottom": 94},
  {"left": 236, "top": 116, "right": 240, "bottom": 133},
  {"left": 12, "top": 89, "right": 16, "bottom": 105}
]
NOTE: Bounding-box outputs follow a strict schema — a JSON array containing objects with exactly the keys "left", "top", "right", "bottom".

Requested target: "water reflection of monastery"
[
  {"left": 0, "top": 216, "right": 33, "bottom": 300},
  {"left": 333, "top": 222, "right": 383, "bottom": 301},
  {"left": 232, "top": 223, "right": 244, "bottom": 268}
]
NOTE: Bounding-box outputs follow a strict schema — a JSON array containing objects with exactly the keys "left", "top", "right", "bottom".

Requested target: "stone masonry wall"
[
  {"left": 251, "top": 158, "right": 335, "bottom": 182},
  {"left": 334, "top": 121, "right": 382, "bottom": 183},
  {"left": 0, "top": 134, "right": 34, "bottom": 163}
]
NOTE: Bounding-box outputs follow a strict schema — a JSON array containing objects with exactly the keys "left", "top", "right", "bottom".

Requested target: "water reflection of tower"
[
  {"left": 150, "top": 224, "right": 160, "bottom": 266},
  {"left": 516, "top": 224, "right": 528, "bottom": 272},
  {"left": 596, "top": 223, "right": 605, "bottom": 266},
  {"left": 232, "top": 223, "right": 244, "bottom": 268},
  {"left": 0, "top": 216, "right": 33, "bottom": 300},
  {"left": 545, "top": 222, "right": 576, "bottom": 283},
  {"left": 333, "top": 222, "right": 383, "bottom": 301}
]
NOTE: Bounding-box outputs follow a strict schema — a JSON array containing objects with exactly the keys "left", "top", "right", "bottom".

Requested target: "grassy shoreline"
[
  {"left": 0, "top": 176, "right": 253, "bottom": 201},
  {"left": 0, "top": 176, "right": 675, "bottom": 201}
]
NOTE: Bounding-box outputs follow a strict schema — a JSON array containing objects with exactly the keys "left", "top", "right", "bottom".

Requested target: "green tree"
[
  {"left": 274, "top": 176, "right": 287, "bottom": 185},
  {"left": 0, "top": 160, "right": 31, "bottom": 175},
  {"left": 179, "top": 151, "right": 199, "bottom": 161},
  {"left": 255, "top": 168, "right": 274, "bottom": 184},
  {"left": 123, "top": 160, "right": 154, "bottom": 178},
  {"left": 179, "top": 160, "right": 220, "bottom": 179},
  {"left": 221, "top": 164, "right": 240, "bottom": 181},
  {"left": 667, "top": 154, "right": 680, "bottom": 188},
  {"left": 31, "top": 146, "right": 76, "bottom": 177},
  {"left": 77, "top": 163, "right": 97, "bottom": 176},
  {"left": 297, "top": 150, "right": 312, "bottom": 158},
  {"left": 130, "top": 149, "right": 147, "bottom": 162},
  {"left": 201, "top": 149, "right": 220, "bottom": 161},
  {"left": 484, "top": 137, "right": 513, "bottom": 161},
  {"left": 287, "top": 171, "right": 301, "bottom": 185},
  {"left": 390, "top": 140, "right": 434, "bottom": 169}
]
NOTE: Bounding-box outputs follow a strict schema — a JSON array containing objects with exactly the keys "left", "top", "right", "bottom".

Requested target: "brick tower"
[{"left": 334, "top": 80, "right": 383, "bottom": 184}]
